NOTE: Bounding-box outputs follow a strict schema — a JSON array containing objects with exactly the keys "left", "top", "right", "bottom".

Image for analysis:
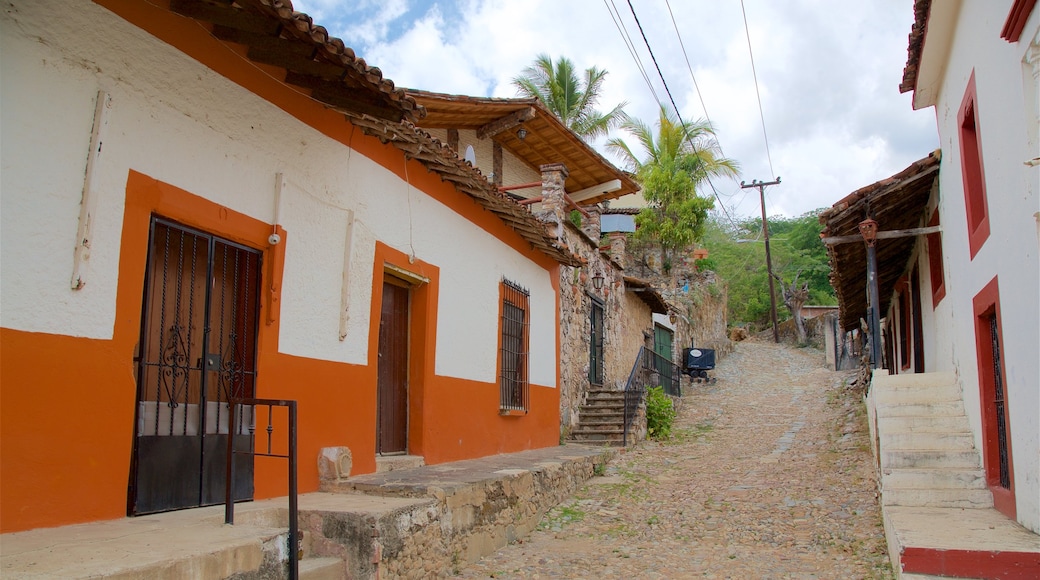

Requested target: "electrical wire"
[
  {"left": 663, "top": 0, "right": 725, "bottom": 158},
  {"left": 740, "top": 0, "right": 776, "bottom": 178},
  {"left": 603, "top": 0, "right": 661, "bottom": 106},
  {"left": 624, "top": 0, "right": 739, "bottom": 229}
]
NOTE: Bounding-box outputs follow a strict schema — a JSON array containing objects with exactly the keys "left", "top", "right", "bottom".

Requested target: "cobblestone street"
[{"left": 456, "top": 339, "right": 892, "bottom": 579}]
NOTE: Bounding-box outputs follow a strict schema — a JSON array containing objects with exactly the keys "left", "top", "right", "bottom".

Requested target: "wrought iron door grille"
[
  {"left": 499, "top": 279, "right": 529, "bottom": 412},
  {"left": 989, "top": 314, "right": 1010, "bottom": 490},
  {"left": 131, "top": 217, "right": 262, "bottom": 515}
]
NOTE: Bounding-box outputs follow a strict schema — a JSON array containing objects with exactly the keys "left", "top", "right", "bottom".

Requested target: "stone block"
[{"left": 318, "top": 447, "right": 352, "bottom": 484}]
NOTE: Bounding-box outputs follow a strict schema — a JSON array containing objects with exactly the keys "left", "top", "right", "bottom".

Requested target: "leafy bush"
[
  {"left": 694, "top": 257, "right": 717, "bottom": 272},
  {"left": 646, "top": 386, "right": 676, "bottom": 440}
]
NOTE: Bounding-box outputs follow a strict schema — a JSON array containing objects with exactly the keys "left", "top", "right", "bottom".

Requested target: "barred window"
[{"left": 499, "top": 279, "right": 529, "bottom": 412}]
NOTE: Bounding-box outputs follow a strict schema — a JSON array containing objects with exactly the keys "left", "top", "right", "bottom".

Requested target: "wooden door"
[
  {"left": 129, "top": 218, "right": 260, "bottom": 515},
  {"left": 653, "top": 324, "right": 675, "bottom": 388},
  {"left": 377, "top": 280, "right": 409, "bottom": 454}
]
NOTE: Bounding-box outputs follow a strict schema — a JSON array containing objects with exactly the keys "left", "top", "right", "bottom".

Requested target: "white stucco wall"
[
  {"left": 0, "top": 0, "right": 556, "bottom": 387},
  {"left": 924, "top": 0, "right": 1040, "bottom": 531}
]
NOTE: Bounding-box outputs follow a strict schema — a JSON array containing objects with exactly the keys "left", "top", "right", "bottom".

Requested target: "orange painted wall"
[
  {"left": 1, "top": 170, "right": 561, "bottom": 532},
  {"left": 1, "top": 1, "right": 564, "bottom": 533}
]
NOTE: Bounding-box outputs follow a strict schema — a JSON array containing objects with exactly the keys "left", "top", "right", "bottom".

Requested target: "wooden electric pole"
[{"left": 740, "top": 177, "right": 782, "bottom": 343}]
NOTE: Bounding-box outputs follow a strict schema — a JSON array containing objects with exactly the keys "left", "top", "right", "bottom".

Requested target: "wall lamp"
[
  {"left": 592, "top": 270, "right": 604, "bottom": 289},
  {"left": 516, "top": 127, "right": 528, "bottom": 140}
]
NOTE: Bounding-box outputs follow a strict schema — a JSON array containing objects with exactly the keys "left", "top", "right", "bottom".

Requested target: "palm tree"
[
  {"left": 513, "top": 54, "right": 627, "bottom": 140},
  {"left": 607, "top": 105, "right": 740, "bottom": 253}
]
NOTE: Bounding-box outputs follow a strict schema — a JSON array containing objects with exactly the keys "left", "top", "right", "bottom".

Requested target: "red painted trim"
[
  {"left": 927, "top": 209, "right": 946, "bottom": 307},
  {"left": 972, "top": 276, "right": 1016, "bottom": 520},
  {"left": 958, "top": 71, "right": 990, "bottom": 260},
  {"left": 1001, "top": 0, "right": 1037, "bottom": 42},
  {"left": 902, "top": 547, "right": 1040, "bottom": 579}
]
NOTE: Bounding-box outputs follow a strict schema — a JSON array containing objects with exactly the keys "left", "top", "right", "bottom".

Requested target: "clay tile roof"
[
  {"left": 159, "top": 0, "right": 577, "bottom": 266},
  {"left": 819, "top": 151, "right": 940, "bottom": 331},
  {"left": 345, "top": 112, "right": 580, "bottom": 267},
  {"left": 407, "top": 90, "right": 640, "bottom": 204},
  {"left": 168, "top": 0, "right": 424, "bottom": 123},
  {"left": 900, "top": 0, "right": 933, "bottom": 94}
]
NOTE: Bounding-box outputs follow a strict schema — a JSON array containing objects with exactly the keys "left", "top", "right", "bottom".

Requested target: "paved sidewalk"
[{"left": 456, "top": 339, "right": 892, "bottom": 579}]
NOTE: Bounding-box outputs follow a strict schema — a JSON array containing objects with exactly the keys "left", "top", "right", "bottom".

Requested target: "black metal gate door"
[{"left": 130, "top": 218, "right": 261, "bottom": 515}]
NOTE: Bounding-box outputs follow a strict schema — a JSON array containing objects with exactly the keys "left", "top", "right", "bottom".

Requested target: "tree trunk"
[{"left": 772, "top": 272, "right": 811, "bottom": 344}]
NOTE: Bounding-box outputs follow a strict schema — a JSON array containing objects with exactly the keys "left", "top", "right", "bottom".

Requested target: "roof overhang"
[
  {"left": 123, "top": 0, "right": 426, "bottom": 123},
  {"left": 623, "top": 276, "right": 669, "bottom": 314},
  {"left": 407, "top": 90, "right": 640, "bottom": 204},
  {"left": 900, "top": 0, "right": 963, "bottom": 110},
  {"left": 820, "top": 152, "right": 940, "bottom": 331},
  {"left": 100, "top": 0, "right": 578, "bottom": 267}
]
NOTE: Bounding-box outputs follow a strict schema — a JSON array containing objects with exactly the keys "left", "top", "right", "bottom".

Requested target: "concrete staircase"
[
  {"left": 570, "top": 386, "right": 628, "bottom": 446},
  {"left": 869, "top": 371, "right": 1040, "bottom": 579}
]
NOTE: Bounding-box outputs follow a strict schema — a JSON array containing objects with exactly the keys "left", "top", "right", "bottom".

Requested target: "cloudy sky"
[{"left": 290, "top": 0, "right": 938, "bottom": 220}]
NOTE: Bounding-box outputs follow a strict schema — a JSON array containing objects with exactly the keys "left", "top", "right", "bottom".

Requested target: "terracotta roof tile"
[{"left": 900, "top": 0, "right": 933, "bottom": 94}]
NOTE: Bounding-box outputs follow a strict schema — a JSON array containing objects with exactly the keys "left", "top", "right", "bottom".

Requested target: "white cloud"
[{"left": 289, "top": 0, "right": 939, "bottom": 219}]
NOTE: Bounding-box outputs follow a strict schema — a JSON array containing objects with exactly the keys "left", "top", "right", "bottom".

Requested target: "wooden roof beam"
[
  {"left": 169, "top": 0, "right": 279, "bottom": 36},
  {"left": 211, "top": 25, "right": 315, "bottom": 58},
  {"left": 476, "top": 107, "right": 535, "bottom": 139}
]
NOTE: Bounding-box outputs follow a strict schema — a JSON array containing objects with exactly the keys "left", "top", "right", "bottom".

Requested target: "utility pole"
[{"left": 740, "top": 177, "right": 782, "bottom": 343}]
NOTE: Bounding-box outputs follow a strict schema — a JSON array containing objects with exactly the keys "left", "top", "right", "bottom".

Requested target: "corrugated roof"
[
  {"left": 820, "top": 152, "right": 940, "bottom": 331},
  {"left": 408, "top": 90, "right": 640, "bottom": 204}
]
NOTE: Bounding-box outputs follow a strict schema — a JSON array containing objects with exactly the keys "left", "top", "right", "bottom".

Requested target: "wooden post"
[
  {"left": 859, "top": 217, "right": 882, "bottom": 369},
  {"left": 741, "top": 178, "right": 782, "bottom": 343}
]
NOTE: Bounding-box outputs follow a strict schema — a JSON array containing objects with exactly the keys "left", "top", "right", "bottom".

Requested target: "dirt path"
[{"left": 456, "top": 339, "right": 892, "bottom": 579}]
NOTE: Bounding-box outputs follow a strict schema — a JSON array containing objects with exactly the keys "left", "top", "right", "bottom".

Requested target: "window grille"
[{"left": 499, "top": 279, "right": 529, "bottom": 412}]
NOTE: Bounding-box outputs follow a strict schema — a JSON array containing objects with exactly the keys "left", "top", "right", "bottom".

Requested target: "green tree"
[
  {"left": 702, "top": 210, "right": 835, "bottom": 330},
  {"left": 513, "top": 54, "right": 627, "bottom": 140},
  {"left": 607, "top": 105, "right": 739, "bottom": 253}
]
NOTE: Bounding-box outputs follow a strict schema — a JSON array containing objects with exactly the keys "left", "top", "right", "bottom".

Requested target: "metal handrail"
[
  {"left": 622, "top": 347, "right": 683, "bottom": 446},
  {"left": 622, "top": 347, "right": 647, "bottom": 447},
  {"left": 225, "top": 398, "right": 298, "bottom": 580}
]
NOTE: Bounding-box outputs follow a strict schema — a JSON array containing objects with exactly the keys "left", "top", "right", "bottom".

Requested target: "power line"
[
  {"left": 740, "top": 0, "right": 776, "bottom": 177},
  {"left": 663, "top": 0, "right": 726, "bottom": 159},
  {"left": 603, "top": 0, "right": 661, "bottom": 106},
  {"left": 624, "top": 0, "right": 739, "bottom": 229}
]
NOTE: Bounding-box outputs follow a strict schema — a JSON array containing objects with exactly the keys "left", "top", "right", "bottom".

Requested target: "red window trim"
[
  {"left": 971, "top": 277, "right": 1016, "bottom": 519},
  {"left": 1001, "top": 0, "right": 1037, "bottom": 42},
  {"left": 927, "top": 209, "right": 946, "bottom": 307},
  {"left": 958, "top": 71, "right": 990, "bottom": 260}
]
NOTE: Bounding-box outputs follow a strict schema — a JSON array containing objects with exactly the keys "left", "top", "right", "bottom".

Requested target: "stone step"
[
  {"left": 881, "top": 468, "right": 987, "bottom": 491},
  {"left": 881, "top": 431, "right": 975, "bottom": 451},
  {"left": 578, "top": 419, "right": 624, "bottom": 428},
  {"left": 375, "top": 454, "right": 425, "bottom": 473},
  {"left": 883, "top": 506, "right": 1040, "bottom": 578},
  {"left": 301, "top": 556, "right": 345, "bottom": 580},
  {"left": 874, "top": 383, "right": 963, "bottom": 404},
  {"left": 881, "top": 449, "right": 982, "bottom": 470},
  {"left": 881, "top": 487, "right": 994, "bottom": 509},
  {"left": 877, "top": 415, "right": 971, "bottom": 433},
  {"left": 872, "top": 371, "right": 957, "bottom": 389},
  {"left": 875, "top": 400, "right": 967, "bottom": 418},
  {"left": 579, "top": 406, "right": 625, "bottom": 414},
  {"left": 586, "top": 394, "right": 624, "bottom": 405}
]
